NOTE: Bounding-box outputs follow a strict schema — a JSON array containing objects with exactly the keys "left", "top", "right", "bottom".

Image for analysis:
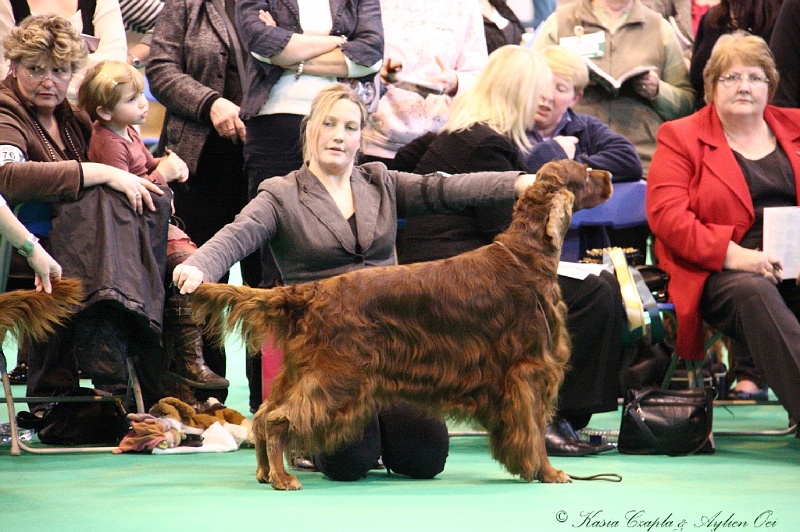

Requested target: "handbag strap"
[
  {"left": 209, "top": 0, "right": 248, "bottom": 97},
  {"left": 625, "top": 390, "right": 668, "bottom": 454}
]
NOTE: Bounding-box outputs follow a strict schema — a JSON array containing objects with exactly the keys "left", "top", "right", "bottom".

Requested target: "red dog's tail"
[
  {"left": 189, "top": 283, "right": 299, "bottom": 354},
  {"left": 0, "top": 278, "right": 83, "bottom": 345}
]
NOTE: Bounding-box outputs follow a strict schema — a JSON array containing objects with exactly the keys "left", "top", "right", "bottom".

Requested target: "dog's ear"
[
  {"left": 535, "top": 161, "right": 564, "bottom": 187},
  {"left": 544, "top": 189, "right": 574, "bottom": 250}
]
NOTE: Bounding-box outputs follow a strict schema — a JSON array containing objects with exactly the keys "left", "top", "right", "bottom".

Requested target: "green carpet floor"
[
  {"left": 3, "top": 337, "right": 798, "bottom": 532},
  {"left": 2, "top": 271, "right": 798, "bottom": 530}
]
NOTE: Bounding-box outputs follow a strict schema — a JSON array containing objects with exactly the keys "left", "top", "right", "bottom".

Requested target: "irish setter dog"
[{"left": 190, "top": 160, "right": 612, "bottom": 490}]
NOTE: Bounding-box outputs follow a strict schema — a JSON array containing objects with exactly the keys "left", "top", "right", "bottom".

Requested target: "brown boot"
[{"left": 163, "top": 294, "right": 229, "bottom": 390}]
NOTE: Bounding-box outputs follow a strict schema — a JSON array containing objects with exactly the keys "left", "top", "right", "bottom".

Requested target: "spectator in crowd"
[
  {"left": 148, "top": 0, "right": 258, "bottom": 406},
  {"left": 770, "top": 0, "right": 800, "bottom": 107},
  {"left": 690, "top": 0, "right": 783, "bottom": 108},
  {"left": 534, "top": 0, "right": 694, "bottom": 177},
  {"left": 635, "top": 0, "right": 720, "bottom": 55},
  {"left": 1, "top": 0, "right": 127, "bottom": 102},
  {"left": 647, "top": 31, "right": 800, "bottom": 424},
  {"left": 361, "top": 0, "right": 487, "bottom": 167},
  {"left": 523, "top": 45, "right": 643, "bottom": 182},
  {"left": 0, "top": 15, "right": 171, "bottom": 408},
  {"left": 481, "top": 0, "right": 527, "bottom": 53},
  {"left": 688, "top": 0, "right": 783, "bottom": 396},
  {"left": 77, "top": 60, "right": 230, "bottom": 399},
  {"left": 119, "top": 0, "right": 164, "bottom": 68}
]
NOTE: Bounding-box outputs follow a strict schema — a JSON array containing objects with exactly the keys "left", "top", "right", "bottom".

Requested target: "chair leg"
[
  {"left": 1, "top": 353, "right": 143, "bottom": 455},
  {"left": 126, "top": 357, "right": 144, "bottom": 414},
  {"left": 686, "top": 359, "right": 705, "bottom": 389}
]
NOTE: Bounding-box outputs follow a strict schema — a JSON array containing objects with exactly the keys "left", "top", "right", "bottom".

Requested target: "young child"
[
  {"left": 77, "top": 60, "right": 188, "bottom": 189},
  {"left": 77, "top": 61, "right": 229, "bottom": 396}
]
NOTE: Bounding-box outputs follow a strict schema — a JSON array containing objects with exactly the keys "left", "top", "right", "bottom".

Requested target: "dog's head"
[
  {"left": 509, "top": 160, "right": 613, "bottom": 253},
  {"left": 534, "top": 160, "right": 612, "bottom": 211}
]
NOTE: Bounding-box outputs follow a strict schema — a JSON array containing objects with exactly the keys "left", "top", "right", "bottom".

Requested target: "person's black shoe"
[
  {"left": 8, "top": 363, "right": 28, "bottom": 385},
  {"left": 288, "top": 451, "right": 318, "bottom": 472},
  {"left": 545, "top": 419, "right": 615, "bottom": 457}
]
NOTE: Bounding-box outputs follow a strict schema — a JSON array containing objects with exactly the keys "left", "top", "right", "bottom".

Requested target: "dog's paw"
[
  {"left": 256, "top": 467, "right": 269, "bottom": 484},
  {"left": 269, "top": 472, "right": 304, "bottom": 491},
  {"left": 539, "top": 466, "right": 571, "bottom": 484}
]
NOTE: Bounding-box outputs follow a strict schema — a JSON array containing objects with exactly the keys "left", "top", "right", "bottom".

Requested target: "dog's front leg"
[{"left": 491, "top": 363, "right": 571, "bottom": 484}]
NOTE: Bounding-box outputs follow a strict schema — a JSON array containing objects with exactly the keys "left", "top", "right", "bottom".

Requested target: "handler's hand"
[{"left": 173, "top": 263, "right": 204, "bottom": 294}]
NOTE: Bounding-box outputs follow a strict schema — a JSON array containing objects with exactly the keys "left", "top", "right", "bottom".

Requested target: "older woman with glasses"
[
  {"left": 0, "top": 15, "right": 172, "bottom": 409},
  {"left": 647, "top": 31, "right": 800, "bottom": 431}
]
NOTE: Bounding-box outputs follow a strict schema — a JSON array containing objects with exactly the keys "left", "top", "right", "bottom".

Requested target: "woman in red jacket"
[{"left": 647, "top": 31, "right": 800, "bottom": 428}]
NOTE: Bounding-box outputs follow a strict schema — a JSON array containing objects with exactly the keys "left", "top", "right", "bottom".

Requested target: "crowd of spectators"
[{"left": 1, "top": 0, "right": 798, "bottom": 476}]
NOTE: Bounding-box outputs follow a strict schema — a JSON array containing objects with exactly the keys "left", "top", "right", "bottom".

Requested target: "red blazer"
[{"left": 647, "top": 104, "right": 800, "bottom": 359}]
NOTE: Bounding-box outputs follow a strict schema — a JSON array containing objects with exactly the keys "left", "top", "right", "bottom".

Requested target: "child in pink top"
[
  {"left": 78, "top": 60, "right": 188, "bottom": 188},
  {"left": 78, "top": 60, "right": 230, "bottom": 394}
]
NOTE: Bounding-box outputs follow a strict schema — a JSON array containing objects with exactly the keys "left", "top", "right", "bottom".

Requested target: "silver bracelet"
[{"left": 295, "top": 61, "right": 305, "bottom": 81}]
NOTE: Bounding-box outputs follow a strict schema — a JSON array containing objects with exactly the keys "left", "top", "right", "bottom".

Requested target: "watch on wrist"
[
  {"left": 17, "top": 233, "right": 39, "bottom": 258},
  {"left": 127, "top": 53, "right": 143, "bottom": 69}
]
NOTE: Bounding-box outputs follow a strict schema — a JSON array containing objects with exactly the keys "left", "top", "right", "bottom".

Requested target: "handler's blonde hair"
[{"left": 301, "top": 84, "right": 368, "bottom": 164}]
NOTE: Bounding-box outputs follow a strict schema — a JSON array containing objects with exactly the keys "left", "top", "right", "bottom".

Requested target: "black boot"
[{"left": 163, "top": 294, "right": 229, "bottom": 390}]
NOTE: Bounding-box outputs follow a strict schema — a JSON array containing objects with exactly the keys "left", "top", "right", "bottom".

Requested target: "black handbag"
[
  {"left": 17, "top": 388, "right": 131, "bottom": 445},
  {"left": 618, "top": 387, "right": 715, "bottom": 455}
]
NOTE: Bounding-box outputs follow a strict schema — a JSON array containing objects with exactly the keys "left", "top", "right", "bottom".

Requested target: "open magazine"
[
  {"left": 388, "top": 72, "right": 445, "bottom": 97},
  {"left": 763, "top": 206, "right": 800, "bottom": 278},
  {"left": 583, "top": 58, "right": 656, "bottom": 96}
]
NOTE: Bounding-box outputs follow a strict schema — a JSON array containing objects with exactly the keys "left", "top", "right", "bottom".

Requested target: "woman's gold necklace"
[{"left": 31, "top": 116, "right": 82, "bottom": 162}]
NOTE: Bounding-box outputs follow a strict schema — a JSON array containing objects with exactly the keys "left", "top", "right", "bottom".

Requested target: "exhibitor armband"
[{"left": 0, "top": 145, "right": 26, "bottom": 166}]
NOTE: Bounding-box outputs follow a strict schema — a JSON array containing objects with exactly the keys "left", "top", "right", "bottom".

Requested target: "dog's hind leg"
[
  {"left": 488, "top": 362, "right": 570, "bottom": 484},
  {"left": 251, "top": 399, "right": 304, "bottom": 490},
  {"left": 251, "top": 402, "right": 272, "bottom": 485},
  {"left": 263, "top": 405, "right": 303, "bottom": 490}
]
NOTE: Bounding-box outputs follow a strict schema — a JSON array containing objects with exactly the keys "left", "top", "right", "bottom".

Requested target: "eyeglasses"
[
  {"left": 717, "top": 73, "right": 769, "bottom": 87},
  {"left": 18, "top": 64, "right": 72, "bottom": 83}
]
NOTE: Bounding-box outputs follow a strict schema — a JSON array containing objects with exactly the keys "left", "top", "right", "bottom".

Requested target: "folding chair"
[
  {"left": 1, "top": 202, "right": 144, "bottom": 455},
  {"left": 657, "top": 302, "right": 797, "bottom": 437}
]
